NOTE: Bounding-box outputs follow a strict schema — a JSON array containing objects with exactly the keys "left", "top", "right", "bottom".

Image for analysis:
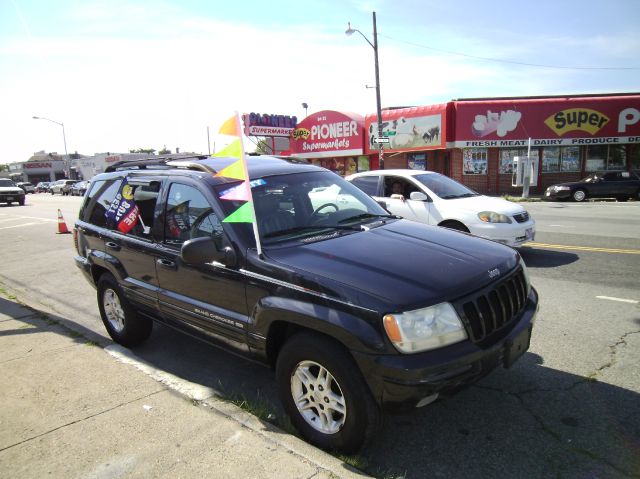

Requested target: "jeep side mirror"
[
  {"left": 181, "top": 237, "right": 235, "bottom": 266},
  {"left": 410, "top": 191, "right": 430, "bottom": 202}
]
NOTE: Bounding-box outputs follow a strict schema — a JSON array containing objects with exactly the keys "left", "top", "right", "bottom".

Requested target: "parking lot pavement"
[{"left": 0, "top": 297, "right": 368, "bottom": 479}]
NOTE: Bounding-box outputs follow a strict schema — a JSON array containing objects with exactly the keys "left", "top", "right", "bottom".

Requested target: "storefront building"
[
  {"left": 289, "top": 110, "right": 370, "bottom": 175},
  {"left": 335, "top": 93, "right": 639, "bottom": 195},
  {"left": 447, "top": 93, "right": 640, "bottom": 194},
  {"left": 364, "top": 104, "right": 448, "bottom": 173}
]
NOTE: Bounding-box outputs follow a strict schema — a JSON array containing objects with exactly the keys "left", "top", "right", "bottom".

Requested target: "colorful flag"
[
  {"left": 104, "top": 178, "right": 140, "bottom": 234},
  {"left": 213, "top": 113, "right": 262, "bottom": 255}
]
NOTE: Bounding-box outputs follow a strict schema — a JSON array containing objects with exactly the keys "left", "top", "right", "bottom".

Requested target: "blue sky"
[{"left": 1, "top": 0, "right": 639, "bottom": 163}]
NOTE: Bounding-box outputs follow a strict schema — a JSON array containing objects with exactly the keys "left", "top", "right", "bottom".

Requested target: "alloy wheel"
[
  {"left": 290, "top": 360, "right": 347, "bottom": 434},
  {"left": 103, "top": 288, "right": 125, "bottom": 333}
]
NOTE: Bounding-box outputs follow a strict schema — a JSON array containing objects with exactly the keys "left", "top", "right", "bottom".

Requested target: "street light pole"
[
  {"left": 346, "top": 12, "right": 384, "bottom": 169},
  {"left": 33, "top": 116, "right": 70, "bottom": 177}
]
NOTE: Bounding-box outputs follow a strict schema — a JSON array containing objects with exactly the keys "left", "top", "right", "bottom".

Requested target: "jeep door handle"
[
  {"left": 156, "top": 258, "right": 177, "bottom": 270},
  {"left": 105, "top": 242, "right": 121, "bottom": 251}
]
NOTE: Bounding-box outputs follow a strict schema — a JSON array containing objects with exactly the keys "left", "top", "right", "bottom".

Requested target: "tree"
[
  {"left": 129, "top": 148, "right": 156, "bottom": 154},
  {"left": 158, "top": 146, "right": 171, "bottom": 155},
  {"left": 255, "top": 139, "right": 273, "bottom": 155}
]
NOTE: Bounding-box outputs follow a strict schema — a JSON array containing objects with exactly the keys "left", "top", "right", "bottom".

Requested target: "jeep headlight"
[
  {"left": 383, "top": 302, "right": 467, "bottom": 353},
  {"left": 478, "top": 211, "right": 512, "bottom": 223}
]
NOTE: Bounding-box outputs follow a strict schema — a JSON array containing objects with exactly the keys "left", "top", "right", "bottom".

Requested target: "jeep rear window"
[{"left": 85, "top": 179, "right": 122, "bottom": 228}]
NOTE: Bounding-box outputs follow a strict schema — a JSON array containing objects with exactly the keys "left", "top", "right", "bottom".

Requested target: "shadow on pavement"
[
  {"left": 2, "top": 296, "right": 639, "bottom": 478},
  {"left": 519, "top": 247, "right": 579, "bottom": 268}
]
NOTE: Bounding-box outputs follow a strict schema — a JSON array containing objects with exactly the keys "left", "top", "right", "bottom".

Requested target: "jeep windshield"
[
  {"left": 213, "top": 170, "right": 394, "bottom": 245},
  {"left": 413, "top": 173, "right": 479, "bottom": 200}
]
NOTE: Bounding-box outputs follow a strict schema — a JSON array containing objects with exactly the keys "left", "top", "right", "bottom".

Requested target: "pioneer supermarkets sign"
[{"left": 242, "top": 112, "right": 297, "bottom": 137}]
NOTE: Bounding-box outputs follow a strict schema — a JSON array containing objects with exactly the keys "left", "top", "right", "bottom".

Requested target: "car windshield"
[
  {"left": 213, "top": 170, "right": 394, "bottom": 246},
  {"left": 0, "top": 179, "right": 16, "bottom": 187},
  {"left": 412, "top": 173, "right": 479, "bottom": 199},
  {"left": 581, "top": 174, "right": 600, "bottom": 183}
]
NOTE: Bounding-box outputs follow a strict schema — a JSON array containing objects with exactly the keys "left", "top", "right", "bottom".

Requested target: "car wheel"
[
  {"left": 276, "top": 332, "right": 381, "bottom": 453},
  {"left": 97, "top": 272, "right": 152, "bottom": 347},
  {"left": 18, "top": 199, "right": 25, "bottom": 206},
  {"left": 572, "top": 189, "right": 587, "bottom": 202},
  {"left": 439, "top": 220, "right": 470, "bottom": 233}
]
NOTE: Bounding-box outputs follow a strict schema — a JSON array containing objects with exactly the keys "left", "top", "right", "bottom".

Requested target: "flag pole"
[{"left": 233, "top": 112, "right": 263, "bottom": 257}]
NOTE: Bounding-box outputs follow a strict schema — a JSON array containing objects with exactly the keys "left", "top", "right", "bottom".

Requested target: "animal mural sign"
[{"left": 364, "top": 105, "right": 447, "bottom": 154}]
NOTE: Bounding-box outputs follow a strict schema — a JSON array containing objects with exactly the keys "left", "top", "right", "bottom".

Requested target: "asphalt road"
[{"left": 1, "top": 194, "right": 639, "bottom": 478}]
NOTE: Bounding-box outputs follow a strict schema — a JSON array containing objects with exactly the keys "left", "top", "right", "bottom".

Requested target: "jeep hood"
[{"left": 263, "top": 219, "right": 520, "bottom": 312}]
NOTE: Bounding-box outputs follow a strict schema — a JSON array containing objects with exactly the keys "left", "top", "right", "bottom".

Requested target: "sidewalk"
[{"left": 0, "top": 297, "right": 368, "bottom": 479}]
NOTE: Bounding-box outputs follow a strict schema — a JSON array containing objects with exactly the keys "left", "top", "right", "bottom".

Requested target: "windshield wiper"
[
  {"left": 337, "top": 213, "right": 399, "bottom": 224},
  {"left": 263, "top": 225, "right": 363, "bottom": 239}
]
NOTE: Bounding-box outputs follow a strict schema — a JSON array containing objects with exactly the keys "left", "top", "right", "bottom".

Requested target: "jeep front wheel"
[
  {"left": 275, "top": 332, "right": 380, "bottom": 453},
  {"left": 97, "top": 272, "right": 152, "bottom": 347}
]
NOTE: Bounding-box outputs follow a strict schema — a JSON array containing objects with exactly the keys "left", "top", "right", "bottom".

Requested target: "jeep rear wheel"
[
  {"left": 276, "top": 332, "right": 380, "bottom": 453},
  {"left": 97, "top": 272, "right": 152, "bottom": 347}
]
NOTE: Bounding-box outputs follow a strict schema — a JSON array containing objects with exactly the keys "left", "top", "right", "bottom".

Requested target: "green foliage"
[
  {"left": 255, "top": 139, "right": 272, "bottom": 155},
  {"left": 129, "top": 148, "right": 156, "bottom": 154}
]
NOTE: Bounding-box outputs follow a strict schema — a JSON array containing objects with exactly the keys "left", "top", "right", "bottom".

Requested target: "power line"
[{"left": 377, "top": 33, "right": 640, "bottom": 71}]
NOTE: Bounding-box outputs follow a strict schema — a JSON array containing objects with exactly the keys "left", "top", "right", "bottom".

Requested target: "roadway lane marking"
[
  {"left": 0, "top": 214, "right": 57, "bottom": 222},
  {"left": 596, "top": 296, "right": 639, "bottom": 304},
  {"left": 524, "top": 242, "right": 640, "bottom": 255},
  {"left": 0, "top": 222, "right": 42, "bottom": 230}
]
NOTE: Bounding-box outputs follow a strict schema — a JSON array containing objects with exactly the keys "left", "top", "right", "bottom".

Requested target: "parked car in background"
[
  {"left": 0, "top": 178, "right": 26, "bottom": 205},
  {"left": 36, "top": 182, "right": 51, "bottom": 193},
  {"left": 346, "top": 169, "right": 536, "bottom": 248},
  {"left": 544, "top": 171, "right": 640, "bottom": 202},
  {"left": 50, "top": 179, "right": 79, "bottom": 195},
  {"left": 70, "top": 180, "right": 89, "bottom": 196},
  {"left": 16, "top": 182, "right": 36, "bottom": 194}
]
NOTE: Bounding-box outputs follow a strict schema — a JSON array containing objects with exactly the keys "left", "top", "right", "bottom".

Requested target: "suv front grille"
[
  {"left": 513, "top": 212, "right": 529, "bottom": 223},
  {"left": 456, "top": 269, "right": 528, "bottom": 344}
]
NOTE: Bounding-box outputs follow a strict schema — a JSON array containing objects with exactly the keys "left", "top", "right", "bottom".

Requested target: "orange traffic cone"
[{"left": 57, "top": 209, "right": 70, "bottom": 234}]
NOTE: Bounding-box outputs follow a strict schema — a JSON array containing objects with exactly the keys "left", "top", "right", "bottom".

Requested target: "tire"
[
  {"left": 97, "top": 272, "right": 152, "bottom": 347},
  {"left": 18, "top": 199, "right": 25, "bottom": 206},
  {"left": 439, "top": 220, "right": 470, "bottom": 233},
  {"left": 572, "top": 189, "right": 587, "bottom": 202},
  {"left": 275, "top": 332, "right": 381, "bottom": 453}
]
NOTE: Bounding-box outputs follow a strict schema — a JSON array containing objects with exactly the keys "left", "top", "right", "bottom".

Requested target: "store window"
[
  {"left": 408, "top": 153, "right": 426, "bottom": 170},
  {"left": 500, "top": 148, "right": 541, "bottom": 174},
  {"left": 631, "top": 146, "right": 640, "bottom": 171},
  {"left": 586, "top": 145, "right": 627, "bottom": 172},
  {"left": 561, "top": 146, "right": 580, "bottom": 171},
  {"left": 463, "top": 148, "right": 488, "bottom": 175},
  {"left": 357, "top": 156, "right": 370, "bottom": 172},
  {"left": 542, "top": 148, "right": 560, "bottom": 172}
]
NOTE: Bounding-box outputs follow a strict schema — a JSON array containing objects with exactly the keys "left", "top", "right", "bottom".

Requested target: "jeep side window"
[
  {"left": 164, "top": 183, "right": 223, "bottom": 248},
  {"left": 128, "top": 183, "right": 160, "bottom": 238}
]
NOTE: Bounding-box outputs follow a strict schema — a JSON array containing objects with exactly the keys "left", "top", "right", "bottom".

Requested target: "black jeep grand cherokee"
[{"left": 74, "top": 156, "right": 538, "bottom": 453}]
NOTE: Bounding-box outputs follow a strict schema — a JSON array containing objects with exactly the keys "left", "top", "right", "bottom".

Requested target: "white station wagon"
[{"left": 346, "top": 169, "right": 535, "bottom": 247}]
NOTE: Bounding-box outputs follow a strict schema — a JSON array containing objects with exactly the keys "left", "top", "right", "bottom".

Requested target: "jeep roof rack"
[{"left": 105, "top": 155, "right": 211, "bottom": 173}]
